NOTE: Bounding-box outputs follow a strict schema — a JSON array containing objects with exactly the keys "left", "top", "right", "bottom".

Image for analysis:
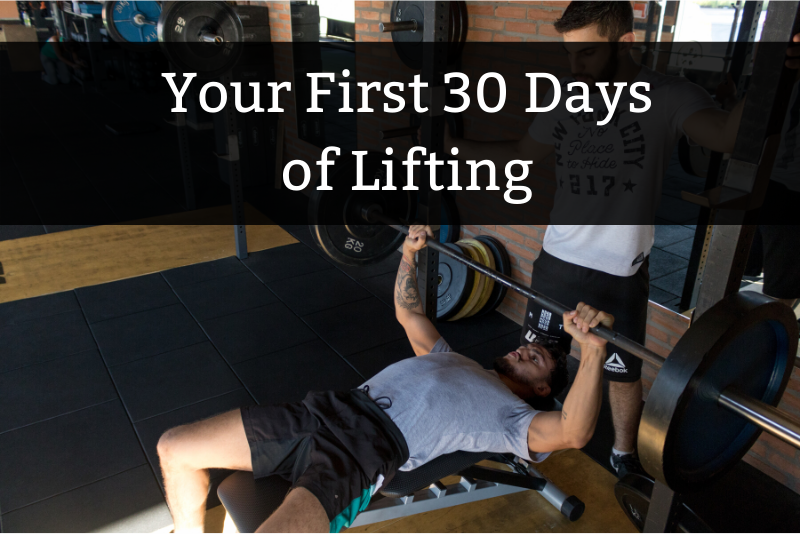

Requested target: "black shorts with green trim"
[{"left": 240, "top": 389, "right": 409, "bottom": 532}]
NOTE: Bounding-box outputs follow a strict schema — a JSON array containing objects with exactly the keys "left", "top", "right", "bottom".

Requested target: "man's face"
[
  {"left": 493, "top": 343, "right": 555, "bottom": 397},
  {"left": 561, "top": 24, "right": 622, "bottom": 91}
]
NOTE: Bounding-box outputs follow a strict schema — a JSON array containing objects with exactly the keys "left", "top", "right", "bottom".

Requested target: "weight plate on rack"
[
  {"left": 473, "top": 235, "right": 510, "bottom": 317},
  {"left": 459, "top": 238, "right": 495, "bottom": 318},
  {"left": 449, "top": 241, "right": 485, "bottom": 321},
  {"left": 157, "top": 1, "right": 244, "bottom": 78},
  {"left": 103, "top": 1, "right": 161, "bottom": 48},
  {"left": 309, "top": 152, "right": 416, "bottom": 267},
  {"left": 435, "top": 243, "right": 473, "bottom": 320},
  {"left": 614, "top": 474, "right": 712, "bottom": 532},
  {"left": 390, "top": 0, "right": 468, "bottom": 70},
  {"left": 639, "top": 291, "right": 798, "bottom": 492},
  {"left": 389, "top": 1, "right": 423, "bottom": 70}
]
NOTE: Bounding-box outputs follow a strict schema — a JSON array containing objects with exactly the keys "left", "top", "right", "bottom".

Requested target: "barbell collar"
[
  {"left": 363, "top": 207, "right": 667, "bottom": 369},
  {"left": 718, "top": 387, "right": 800, "bottom": 450},
  {"left": 380, "top": 20, "right": 418, "bottom": 33},
  {"left": 132, "top": 13, "right": 156, "bottom": 26},
  {"left": 200, "top": 31, "right": 224, "bottom": 44}
]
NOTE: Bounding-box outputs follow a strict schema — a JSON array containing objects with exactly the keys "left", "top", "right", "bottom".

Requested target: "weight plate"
[
  {"left": 459, "top": 238, "right": 495, "bottom": 318},
  {"left": 435, "top": 243, "right": 473, "bottom": 320},
  {"left": 449, "top": 242, "right": 485, "bottom": 321},
  {"left": 451, "top": 1, "right": 468, "bottom": 66},
  {"left": 473, "top": 235, "right": 510, "bottom": 317},
  {"left": 390, "top": 0, "right": 468, "bottom": 70},
  {"left": 614, "top": 474, "right": 712, "bottom": 532},
  {"left": 103, "top": 1, "right": 161, "bottom": 48},
  {"left": 430, "top": 193, "right": 460, "bottom": 243},
  {"left": 390, "top": 1, "right": 423, "bottom": 70},
  {"left": 639, "top": 292, "right": 798, "bottom": 492},
  {"left": 157, "top": 1, "right": 244, "bottom": 78},
  {"left": 309, "top": 153, "right": 416, "bottom": 267}
]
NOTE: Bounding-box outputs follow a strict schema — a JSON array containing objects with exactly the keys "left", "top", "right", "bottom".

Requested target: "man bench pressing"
[{"left": 157, "top": 225, "right": 614, "bottom": 532}]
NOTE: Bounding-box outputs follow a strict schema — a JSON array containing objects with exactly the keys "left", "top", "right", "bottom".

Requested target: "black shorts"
[
  {"left": 240, "top": 389, "right": 409, "bottom": 532},
  {"left": 520, "top": 249, "right": 650, "bottom": 383},
  {"left": 745, "top": 183, "right": 800, "bottom": 299}
]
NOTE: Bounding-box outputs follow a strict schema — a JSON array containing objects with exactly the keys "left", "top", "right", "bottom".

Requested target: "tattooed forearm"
[
  {"left": 395, "top": 255, "right": 422, "bottom": 312},
  {"left": 563, "top": 410, "right": 567, "bottom": 420}
]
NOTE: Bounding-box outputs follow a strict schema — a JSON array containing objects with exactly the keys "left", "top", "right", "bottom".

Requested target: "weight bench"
[
  {"left": 217, "top": 400, "right": 584, "bottom": 531},
  {"left": 218, "top": 450, "right": 584, "bottom": 532}
]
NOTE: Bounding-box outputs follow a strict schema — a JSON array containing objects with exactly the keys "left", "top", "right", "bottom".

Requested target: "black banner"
[{"left": 2, "top": 42, "right": 798, "bottom": 225}]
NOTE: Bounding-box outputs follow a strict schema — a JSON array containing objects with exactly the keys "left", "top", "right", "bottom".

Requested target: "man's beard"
[
  {"left": 493, "top": 355, "right": 534, "bottom": 389},
  {"left": 578, "top": 52, "right": 620, "bottom": 93}
]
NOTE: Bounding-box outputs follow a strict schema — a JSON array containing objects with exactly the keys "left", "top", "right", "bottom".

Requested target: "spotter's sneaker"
[{"left": 610, "top": 451, "right": 645, "bottom": 479}]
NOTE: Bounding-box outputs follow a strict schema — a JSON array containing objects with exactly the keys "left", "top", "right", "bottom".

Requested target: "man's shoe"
[{"left": 610, "top": 451, "right": 645, "bottom": 478}]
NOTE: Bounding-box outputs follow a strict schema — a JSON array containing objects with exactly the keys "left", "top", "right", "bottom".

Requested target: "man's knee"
[
  {"left": 157, "top": 409, "right": 252, "bottom": 473},
  {"left": 157, "top": 425, "right": 191, "bottom": 469}
]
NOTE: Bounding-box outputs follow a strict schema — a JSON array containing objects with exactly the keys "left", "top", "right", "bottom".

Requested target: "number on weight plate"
[{"left": 345, "top": 237, "right": 364, "bottom": 253}]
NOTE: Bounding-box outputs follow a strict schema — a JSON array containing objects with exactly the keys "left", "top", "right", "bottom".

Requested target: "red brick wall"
[{"left": 350, "top": 0, "right": 800, "bottom": 495}]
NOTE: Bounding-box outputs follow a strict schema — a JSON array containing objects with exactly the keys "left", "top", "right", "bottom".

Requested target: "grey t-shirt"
[{"left": 360, "top": 339, "right": 550, "bottom": 472}]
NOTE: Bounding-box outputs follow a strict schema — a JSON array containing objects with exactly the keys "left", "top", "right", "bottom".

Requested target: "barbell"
[
  {"left": 103, "top": 1, "right": 271, "bottom": 77},
  {"left": 102, "top": 1, "right": 161, "bottom": 50},
  {"left": 307, "top": 153, "right": 800, "bottom": 493},
  {"left": 380, "top": 1, "right": 469, "bottom": 70}
]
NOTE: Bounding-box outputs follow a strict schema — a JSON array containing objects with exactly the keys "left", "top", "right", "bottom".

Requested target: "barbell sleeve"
[
  {"left": 200, "top": 31, "right": 224, "bottom": 44},
  {"left": 379, "top": 20, "right": 418, "bottom": 33},
  {"left": 363, "top": 208, "right": 667, "bottom": 369},
  {"left": 718, "top": 388, "right": 800, "bottom": 450}
]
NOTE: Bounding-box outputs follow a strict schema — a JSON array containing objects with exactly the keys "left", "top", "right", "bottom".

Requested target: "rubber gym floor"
[{"left": 0, "top": 223, "right": 798, "bottom": 533}]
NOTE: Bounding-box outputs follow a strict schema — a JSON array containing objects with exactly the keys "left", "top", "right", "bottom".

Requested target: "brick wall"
[{"left": 349, "top": 0, "right": 800, "bottom": 494}]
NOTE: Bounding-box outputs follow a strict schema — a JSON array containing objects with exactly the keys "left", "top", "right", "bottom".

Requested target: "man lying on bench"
[{"left": 157, "top": 225, "right": 614, "bottom": 533}]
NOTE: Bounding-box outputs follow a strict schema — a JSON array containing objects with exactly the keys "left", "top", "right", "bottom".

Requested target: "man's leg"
[
  {"left": 157, "top": 409, "right": 252, "bottom": 532},
  {"left": 604, "top": 258, "right": 649, "bottom": 476},
  {"left": 760, "top": 225, "right": 800, "bottom": 318},
  {"left": 609, "top": 379, "right": 643, "bottom": 454},
  {"left": 256, "top": 487, "right": 329, "bottom": 533}
]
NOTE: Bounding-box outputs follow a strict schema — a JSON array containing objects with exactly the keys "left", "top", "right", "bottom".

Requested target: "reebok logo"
[
  {"left": 605, "top": 353, "right": 628, "bottom": 373},
  {"left": 631, "top": 252, "right": 645, "bottom": 266}
]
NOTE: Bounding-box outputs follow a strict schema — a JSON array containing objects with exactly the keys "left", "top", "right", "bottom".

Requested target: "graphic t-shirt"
[
  {"left": 542, "top": 225, "right": 653, "bottom": 277},
  {"left": 528, "top": 66, "right": 715, "bottom": 276},
  {"left": 360, "top": 339, "right": 550, "bottom": 472}
]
